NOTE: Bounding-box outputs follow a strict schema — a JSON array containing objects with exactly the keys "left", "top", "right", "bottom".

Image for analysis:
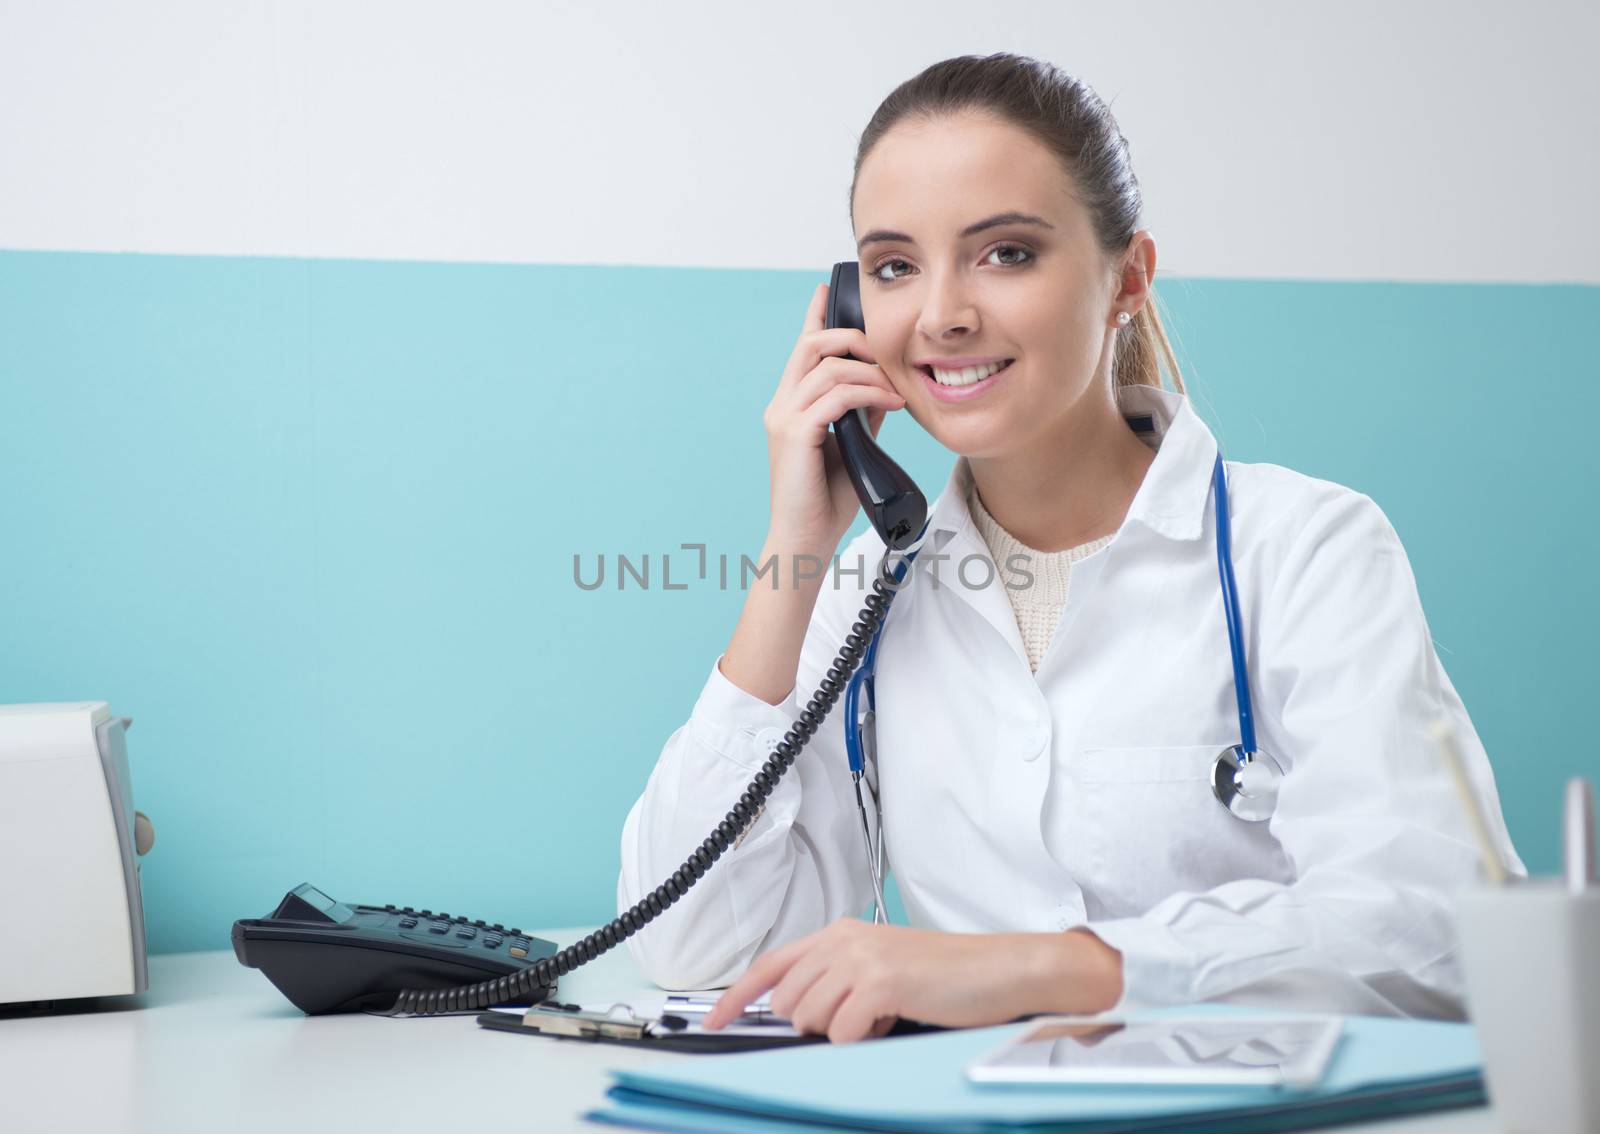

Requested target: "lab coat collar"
[{"left": 923, "top": 383, "right": 1219, "bottom": 552}]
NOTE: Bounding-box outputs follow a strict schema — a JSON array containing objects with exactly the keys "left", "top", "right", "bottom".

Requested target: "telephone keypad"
[
  {"left": 374, "top": 905, "right": 533, "bottom": 959},
  {"left": 355, "top": 902, "right": 544, "bottom": 962}
]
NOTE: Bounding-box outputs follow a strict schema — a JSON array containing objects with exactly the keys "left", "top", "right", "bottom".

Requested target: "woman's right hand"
[{"left": 763, "top": 281, "right": 908, "bottom": 554}]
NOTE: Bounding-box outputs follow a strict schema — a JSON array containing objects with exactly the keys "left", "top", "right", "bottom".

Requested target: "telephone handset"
[
  {"left": 233, "top": 264, "right": 926, "bottom": 1016},
  {"left": 825, "top": 261, "right": 928, "bottom": 551}
]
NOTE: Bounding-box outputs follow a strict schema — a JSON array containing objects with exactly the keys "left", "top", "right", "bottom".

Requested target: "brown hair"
[{"left": 849, "top": 52, "right": 1185, "bottom": 396}]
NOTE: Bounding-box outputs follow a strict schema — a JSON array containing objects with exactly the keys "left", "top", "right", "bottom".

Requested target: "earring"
[{"left": 1115, "top": 311, "right": 1131, "bottom": 326}]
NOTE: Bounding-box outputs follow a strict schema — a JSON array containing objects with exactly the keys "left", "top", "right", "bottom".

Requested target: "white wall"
[{"left": 1, "top": 0, "right": 1595, "bottom": 283}]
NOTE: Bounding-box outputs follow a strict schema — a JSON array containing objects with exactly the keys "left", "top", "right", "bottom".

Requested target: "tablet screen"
[{"left": 967, "top": 1015, "right": 1343, "bottom": 1087}]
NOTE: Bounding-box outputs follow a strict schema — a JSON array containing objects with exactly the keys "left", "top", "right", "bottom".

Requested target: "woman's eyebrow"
[{"left": 856, "top": 211, "right": 1055, "bottom": 253}]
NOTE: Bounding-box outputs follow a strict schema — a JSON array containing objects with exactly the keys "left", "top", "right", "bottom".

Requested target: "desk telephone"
[{"left": 234, "top": 262, "right": 928, "bottom": 1015}]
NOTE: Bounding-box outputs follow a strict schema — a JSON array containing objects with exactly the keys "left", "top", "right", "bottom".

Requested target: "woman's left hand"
[{"left": 700, "top": 918, "right": 1124, "bottom": 1044}]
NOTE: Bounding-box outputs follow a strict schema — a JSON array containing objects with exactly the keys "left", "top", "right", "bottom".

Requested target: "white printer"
[{"left": 0, "top": 702, "right": 154, "bottom": 1006}]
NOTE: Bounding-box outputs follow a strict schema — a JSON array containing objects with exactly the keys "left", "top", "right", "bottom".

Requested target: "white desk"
[{"left": 0, "top": 931, "right": 1503, "bottom": 1133}]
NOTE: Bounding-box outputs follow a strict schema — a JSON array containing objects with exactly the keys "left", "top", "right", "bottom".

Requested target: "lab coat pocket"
[{"left": 1074, "top": 743, "right": 1265, "bottom": 919}]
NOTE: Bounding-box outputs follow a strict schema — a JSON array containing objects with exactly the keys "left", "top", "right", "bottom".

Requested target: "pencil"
[{"left": 1429, "top": 718, "right": 1510, "bottom": 885}]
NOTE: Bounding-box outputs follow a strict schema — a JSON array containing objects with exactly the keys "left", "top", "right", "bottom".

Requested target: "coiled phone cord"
[{"left": 382, "top": 556, "right": 906, "bottom": 1017}]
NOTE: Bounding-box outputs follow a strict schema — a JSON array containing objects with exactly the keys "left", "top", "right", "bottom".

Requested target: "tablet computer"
[{"left": 966, "top": 1015, "right": 1343, "bottom": 1088}]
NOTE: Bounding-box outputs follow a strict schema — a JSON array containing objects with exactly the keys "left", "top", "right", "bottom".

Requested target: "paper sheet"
[{"left": 487, "top": 990, "right": 801, "bottom": 1037}]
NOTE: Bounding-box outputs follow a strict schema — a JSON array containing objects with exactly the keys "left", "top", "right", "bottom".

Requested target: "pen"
[
  {"left": 664, "top": 995, "right": 780, "bottom": 1024},
  {"left": 1428, "top": 718, "right": 1511, "bottom": 885},
  {"left": 1564, "top": 776, "right": 1596, "bottom": 895}
]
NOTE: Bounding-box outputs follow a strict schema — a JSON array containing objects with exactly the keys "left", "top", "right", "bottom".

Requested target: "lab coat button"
[
  {"left": 1022, "top": 728, "right": 1048, "bottom": 762},
  {"left": 1053, "top": 901, "right": 1085, "bottom": 931},
  {"left": 754, "top": 726, "right": 785, "bottom": 757}
]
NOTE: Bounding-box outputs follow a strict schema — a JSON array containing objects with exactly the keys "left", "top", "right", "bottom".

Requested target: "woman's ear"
[{"left": 1114, "top": 230, "right": 1158, "bottom": 317}]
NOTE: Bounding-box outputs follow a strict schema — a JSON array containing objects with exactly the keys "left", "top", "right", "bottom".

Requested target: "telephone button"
[
  {"left": 483, "top": 938, "right": 502, "bottom": 949},
  {"left": 455, "top": 927, "right": 477, "bottom": 940},
  {"left": 508, "top": 945, "right": 528, "bottom": 958},
  {"left": 398, "top": 917, "right": 419, "bottom": 929},
  {"left": 428, "top": 922, "right": 450, "bottom": 935},
  {"left": 400, "top": 931, "right": 469, "bottom": 950}
]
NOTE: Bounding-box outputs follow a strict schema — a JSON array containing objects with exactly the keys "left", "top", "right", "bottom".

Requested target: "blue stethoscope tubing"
[
  {"left": 1208, "top": 453, "right": 1286, "bottom": 822},
  {"left": 844, "top": 451, "right": 1285, "bottom": 920},
  {"left": 845, "top": 546, "right": 913, "bottom": 923},
  {"left": 1213, "top": 451, "right": 1256, "bottom": 757}
]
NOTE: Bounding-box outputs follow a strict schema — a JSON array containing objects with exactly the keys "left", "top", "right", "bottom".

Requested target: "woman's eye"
[
  {"left": 988, "top": 243, "right": 1033, "bottom": 267},
  {"left": 869, "top": 244, "right": 1033, "bottom": 283},
  {"left": 871, "top": 258, "right": 912, "bottom": 282}
]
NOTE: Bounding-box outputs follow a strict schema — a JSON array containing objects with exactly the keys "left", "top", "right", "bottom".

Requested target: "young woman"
[{"left": 617, "top": 53, "right": 1524, "bottom": 1044}]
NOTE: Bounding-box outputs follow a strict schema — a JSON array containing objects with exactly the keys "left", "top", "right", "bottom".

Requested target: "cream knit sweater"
[{"left": 964, "top": 477, "right": 1114, "bottom": 673}]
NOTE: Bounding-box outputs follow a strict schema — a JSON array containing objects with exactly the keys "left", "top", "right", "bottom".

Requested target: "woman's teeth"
[{"left": 927, "top": 359, "right": 1012, "bottom": 387}]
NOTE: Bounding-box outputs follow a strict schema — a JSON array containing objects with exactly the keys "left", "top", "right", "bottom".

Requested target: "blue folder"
[{"left": 584, "top": 1010, "right": 1485, "bottom": 1133}]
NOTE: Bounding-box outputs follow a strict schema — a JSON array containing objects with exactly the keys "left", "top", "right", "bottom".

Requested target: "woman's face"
[{"left": 852, "top": 111, "right": 1138, "bottom": 459}]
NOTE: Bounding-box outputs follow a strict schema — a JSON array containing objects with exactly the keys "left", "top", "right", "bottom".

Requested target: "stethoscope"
[{"left": 844, "top": 452, "right": 1286, "bottom": 924}]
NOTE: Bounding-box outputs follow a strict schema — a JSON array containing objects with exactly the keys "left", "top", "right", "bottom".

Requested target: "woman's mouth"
[{"left": 917, "top": 359, "right": 1015, "bottom": 403}]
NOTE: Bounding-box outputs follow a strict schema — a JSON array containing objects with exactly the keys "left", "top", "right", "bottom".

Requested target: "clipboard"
[
  {"left": 475, "top": 1001, "right": 943, "bottom": 1054},
  {"left": 473, "top": 1010, "right": 825, "bottom": 1055}
]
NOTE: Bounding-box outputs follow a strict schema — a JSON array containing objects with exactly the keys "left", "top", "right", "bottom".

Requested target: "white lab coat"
[{"left": 617, "top": 383, "right": 1526, "bottom": 1018}]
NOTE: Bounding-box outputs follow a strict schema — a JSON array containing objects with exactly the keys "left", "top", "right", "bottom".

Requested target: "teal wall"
[{"left": 1, "top": 249, "right": 1593, "bottom": 954}]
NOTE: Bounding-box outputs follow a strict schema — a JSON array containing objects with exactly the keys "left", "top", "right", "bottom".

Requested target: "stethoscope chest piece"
[{"left": 1211, "top": 746, "right": 1286, "bottom": 822}]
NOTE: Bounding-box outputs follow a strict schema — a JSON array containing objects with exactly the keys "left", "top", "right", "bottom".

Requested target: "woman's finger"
[
  {"left": 784, "top": 966, "right": 855, "bottom": 1037},
  {"left": 864, "top": 403, "right": 887, "bottom": 439},
  {"left": 779, "top": 328, "right": 884, "bottom": 402},
  {"left": 789, "top": 353, "right": 899, "bottom": 403},
  {"left": 703, "top": 934, "right": 815, "bottom": 1029},
  {"left": 799, "top": 385, "right": 905, "bottom": 438},
  {"left": 826, "top": 986, "right": 896, "bottom": 1045},
  {"left": 765, "top": 945, "right": 835, "bottom": 1021},
  {"left": 704, "top": 960, "right": 786, "bottom": 1029},
  {"left": 802, "top": 281, "right": 827, "bottom": 335},
  {"left": 776, "top": 284, "right": 830, "bottom": 394}
]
